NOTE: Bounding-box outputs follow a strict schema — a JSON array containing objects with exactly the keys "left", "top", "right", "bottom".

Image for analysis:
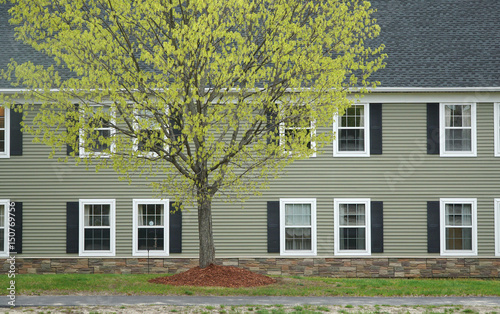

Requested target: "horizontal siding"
[{"left": 0, "top": 101, "right": 499, "bottom": 257}]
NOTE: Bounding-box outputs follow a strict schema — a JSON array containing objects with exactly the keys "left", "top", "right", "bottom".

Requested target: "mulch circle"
[{"left": 148, "top": 264, "right": 277, "bottom": 288}]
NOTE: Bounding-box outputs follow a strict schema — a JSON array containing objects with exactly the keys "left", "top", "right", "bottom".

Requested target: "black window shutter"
[
  {"left": 427, "top": 201, "right": 440, "bottom": 253},
  {"left": 369, "top": 103, "right": 383, "bottom": 155},
  {"left": 427, "top": 103, "right": 440, "bottom": 154},
  {"left": 370, "top": 201, "right": 383, "bottom": 253},
  {"left": 67, "top": 104, "right": 79, "bottom": 156},
  {"left": 267, "top": 201, "right": 280, "bottom": 253},
  {"left": 66, "top": 202, "right": 79, "bottom": 253},
  {"left": 9, "top": 202, "right": 22, "bottom": 254},
  {"left": 169, "top": 202, "right": 182, "bottom": 253},
  {"left": 10, "top": 106, "right": 23, "bottom": 156}
]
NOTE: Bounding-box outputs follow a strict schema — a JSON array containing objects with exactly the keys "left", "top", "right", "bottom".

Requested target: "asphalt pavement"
[{"left": 1, "top": 296, "right": 500, "bottom": 307}]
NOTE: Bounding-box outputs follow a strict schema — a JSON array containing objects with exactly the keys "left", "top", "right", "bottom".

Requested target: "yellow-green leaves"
[{"left": 1, "top": 0, "right": 385, "bottom": 203}]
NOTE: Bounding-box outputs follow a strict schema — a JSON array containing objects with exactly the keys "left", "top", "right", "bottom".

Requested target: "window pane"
[
  {"left": 339, "top": 129, "right": 364, "bottom": 151},
  {"left": 285, "top": 204, "right": 311, "bottom": 226},
  {"left": 138, "top": 204, "right": 164, "bottom": 226},
  {"left": 285, "top": 227, "right": 311, "bottom": 250},
  {"left": 0, "top": 132, "right": 4, "bottom": 152},
  {"left": 445, "top": 204, "right": 472, "bottom": 226},
  {"left": 339, "top": 227, "right": 366, "bottom": 250},
  {"left": 341, "top": 105, "right": 364, "bottom": 127},
  {"left": 138, "top": 129, "right": 163, "bottom": 152},
  {"left": 84, "top": 228, "right": 110, "bottom": 251},
  {"left": 0, "top": 205, "right": 4, "bottom": 228},
  {"left": 446, "top": 227, "right": 472, "bottom": 250},
  {"left": 339, "top": 203, "right": 365, "bottom": 226},
  {"left": 0, "top": 227, "right": 3, "bottom": 251},
  {"left": 93, "top": 130, "right": 111, "bottom": 152},
  {"left": 84, "top": 204, "right": 110, "bottom": 227},
  {"left": 445, "top": 129, "right": 471, "bottom": 151},
  {"left": 138, "top": 227, "right": 164, "bottom": 251}
]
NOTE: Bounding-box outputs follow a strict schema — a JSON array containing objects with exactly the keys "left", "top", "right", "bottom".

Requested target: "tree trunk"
[{"left": 197, "top": 190, "right": 216, "bottom": 268}]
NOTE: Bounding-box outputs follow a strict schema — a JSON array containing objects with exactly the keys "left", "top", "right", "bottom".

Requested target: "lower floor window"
[
  {"left": 334, "top": 199, "right": 371, "bottom": 255},
  {"left": 79, "top": 199, "right": 115, "bottom": 256},
  {"left": 440, "top": 198, "right": 477, "bottom": 256},
  {"left": 0, "top": 200, "right": 8, "bottom": 256},
  {"left": 280, "top": 198, "right": 316, "bottom": 255},
  {"left": 133, "top": 199, "right": 169, "bottom": 256},
  {"left": 495, "top": 199, "right": 500, "bottom": 256}
]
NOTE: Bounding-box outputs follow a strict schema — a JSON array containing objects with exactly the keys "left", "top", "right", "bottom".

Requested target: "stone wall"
[{"left": 2, "top": 257, "right": 499, "bottom": 277}]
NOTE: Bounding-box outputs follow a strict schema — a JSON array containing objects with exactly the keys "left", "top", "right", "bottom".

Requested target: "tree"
[{"left": 1, "top": 0, "right": 385, "bottom": 268}]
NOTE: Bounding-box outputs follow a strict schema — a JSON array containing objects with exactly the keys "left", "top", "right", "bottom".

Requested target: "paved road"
[{"left": 1, "top": 296, "right": 500, "bottom": 307}]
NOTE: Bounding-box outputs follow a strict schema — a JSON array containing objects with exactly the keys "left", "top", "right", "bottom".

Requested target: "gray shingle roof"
[
  {"left": 369, "top": 0, "right": 500, "bottom": 88},
  {"left": 1, "top": 1, "right": 499, "bottom": 89}
]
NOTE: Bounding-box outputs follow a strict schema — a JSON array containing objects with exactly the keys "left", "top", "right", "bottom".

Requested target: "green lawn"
[{"left": 4, "top": 274, "right": 500, "bottom": 296}]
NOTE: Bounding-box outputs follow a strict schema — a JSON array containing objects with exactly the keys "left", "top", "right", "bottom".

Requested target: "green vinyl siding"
[{"left": 0, "top": 98, "right": 499, "bottom": 257}]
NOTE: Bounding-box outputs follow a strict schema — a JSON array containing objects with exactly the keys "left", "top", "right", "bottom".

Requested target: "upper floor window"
[
  {"left": 334, "top": 198, "right": 371, "bottom": 255},
  {"left": 280, "top": 198, "right": 317, "bottom": 256},
  {"left": 440, "top": 103, "right": 476, "bottom": 157},
  {"left": 440, "top": 198, "right": 477, "bottom": 256},
  {"left": 132, "top": 199, "right": 169, "bottom": 256},
  {"left": 134, "top": 109, "right": 166, "bottom": 157},
  {"left": 280, "top": 117, "right": 316, "bottom": 157},
  {"left": 333, "top": 104, "right": 370, "bottom": 157},
  {"left": 79, "top": 199, "right": 115, "bottom": 256},
  {"left": 0, "top": 107, "right": 10, "bottom": 158},
  {"left": 80, "top": 105, "right": 115, "bottom": 158}
]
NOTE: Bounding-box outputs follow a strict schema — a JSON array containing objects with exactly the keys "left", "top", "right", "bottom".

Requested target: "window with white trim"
[
  {"left": 494, "top": 199, "right": 500, "bottom": 256},
  {"left": 280, "top": 117, "right": 316, "bottom": 157},
  {"left": 494, "top": 103, "right": 500, "bottom": 157},
  {"left": 333, "top": 104, "right": 370, "bottom": 157},
  {"left": 133, "top": 199, "right": 169, "bottom": 256},
  {"left": 80, "top": 105, "right": 115, "bottom": 157},
  {"left": 0, "top": 200, "right": 9, "bottom": 257},
  {"left": 79, "top": 199, "right": 115, "bottom": 256},
  {"left": 0, "top": 106, "right": 10, "bottom": 158},
  {"left": 440, "top": 103, "right": 476, "bottom": 157},
  {"left": 280, "top": 198, "right": 316, "bottom": 256},
  {"left": 334, "top": 198, "right": 371, "bottom": 255},
  {"left": 440, "top": 198, "right": 477, "bottom": 256},
  {"left": 134, "top": 109, "right": 167, "bottom": 157}
]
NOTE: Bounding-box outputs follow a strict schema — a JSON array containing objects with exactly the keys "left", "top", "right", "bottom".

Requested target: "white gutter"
[{"left": 1, "top": 87, "right": 500, "bottom": 94}]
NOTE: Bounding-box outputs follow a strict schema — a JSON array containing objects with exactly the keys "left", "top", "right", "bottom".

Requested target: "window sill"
[
  {"left": 280, "top": 251, "right": 317, "bottom": 257},
  {"left": 133, "top": 251, "right": 170, "bottom": 257},
  {"left": 440, "top": 251, "right": 477, "bottom": 257},
  {"left": 79, "top": 251, "right": 116, "bottom": 257}
]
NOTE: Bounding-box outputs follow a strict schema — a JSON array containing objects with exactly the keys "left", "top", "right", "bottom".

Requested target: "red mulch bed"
[{"left": 148, "top": 264, "right": 277, "bottom": 288}]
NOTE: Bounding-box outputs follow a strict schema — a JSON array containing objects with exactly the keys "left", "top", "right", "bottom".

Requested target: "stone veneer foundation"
[{"left": 2, "top": 258, "right": 500, "bottom": 277}]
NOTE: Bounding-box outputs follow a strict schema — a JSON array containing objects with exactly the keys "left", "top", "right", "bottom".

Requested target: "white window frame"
[
  {"left": 132, "top": 199, "right": 169, "bottom": 257},
  {"left": 494, "top": 103, "right": 500, "bottom": 157},
  {"left": 279, "top": 198, "right": 317, "bottom": 256},
  {"left": 495, "top": 199, "right": 500, "bottom": 256},
  {"left": 79, "top": 104, "right": 116, "bottom": 158},
  {"left": 333, "top": 103, "right": 370, "bottom": 157},
  {"left": 439, "top": 103, "right": 477, "bottom": 157},
  {"left": 0, "top": 106, "right": 10, "bottom": 158},
  {"left": 79, "top": 199, "right": 116, "bottom": 257},
  {"left": 0, "top": 199, "right": 10, "bottom": 257},
  {"left": 279, "top": 119, "right": 316, "bottom": 158},
  {"left": 334, "top": 198, "right": 371, "bottom": 256},
  {"left": 440, "top": 198, "right": 477, "bottom": 256}
]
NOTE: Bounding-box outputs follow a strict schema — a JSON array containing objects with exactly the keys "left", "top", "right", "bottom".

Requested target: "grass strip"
[{"left": 3, "top": 274, "right": 500, "bottom": 296}]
